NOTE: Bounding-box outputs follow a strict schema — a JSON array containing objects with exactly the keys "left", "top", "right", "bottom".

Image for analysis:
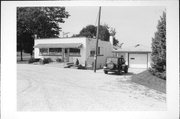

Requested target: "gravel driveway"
[{"left": 17, "top": 64, "right": 166, "bottom": 111}]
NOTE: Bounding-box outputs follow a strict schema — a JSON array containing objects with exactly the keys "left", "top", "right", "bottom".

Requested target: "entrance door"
[
  {"left": 129, "top": 53, "right": 147, "bottom": 68},
  {"left": 64, "top": 48, "right": 69, "bottom": 62}
]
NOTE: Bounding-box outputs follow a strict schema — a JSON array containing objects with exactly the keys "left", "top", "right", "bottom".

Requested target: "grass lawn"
[
  {"left": 131, "top": 70, "right": 166, "bottom": 93},
  {"left": 17, "top": 52, "right": 33, "bottom": 64}
]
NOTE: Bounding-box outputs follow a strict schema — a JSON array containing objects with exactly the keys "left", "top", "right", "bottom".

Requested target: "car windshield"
[{"left": 106, "top": 58, "right": 118, "bottom": 64}]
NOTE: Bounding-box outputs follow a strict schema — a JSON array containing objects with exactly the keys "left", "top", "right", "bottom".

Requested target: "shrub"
[
  {"left": 39, "top": 59, "right": 44, "bottom": 64},
  {"left": 149, "top": 68, "right": 166, "bottom": 80},
  {"left": 28, "top": 58, "right": 39, "bottom": 64},
  {"left": 56, "top": 58, "right": 62, "bottom": 62},
  {"left": 77, "top": 64, "right": 86, "bottom": 70},
  {"left": 39, "top": 58, "right": 52, "bottom": 64}
]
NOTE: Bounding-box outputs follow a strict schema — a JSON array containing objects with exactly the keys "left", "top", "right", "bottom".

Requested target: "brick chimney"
[{"left": 109, "top": 35, "right": 114, "bottom": 45}]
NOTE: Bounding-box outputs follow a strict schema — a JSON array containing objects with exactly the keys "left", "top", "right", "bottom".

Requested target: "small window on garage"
[{"left": 130, "top": 58, "right": 135, "bottom": 60}]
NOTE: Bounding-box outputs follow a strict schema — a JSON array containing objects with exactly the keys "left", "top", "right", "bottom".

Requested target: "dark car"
[{"left": 103, "top": 57, "right": 128, "bottom": 75}]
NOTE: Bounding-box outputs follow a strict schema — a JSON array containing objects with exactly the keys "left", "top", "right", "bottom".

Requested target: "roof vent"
[
  {"left": 119, "top": 43, "right": 124, "bottom": 48},
  {"left": 135, "top": 44, "right": 140, "bottom": 47}
]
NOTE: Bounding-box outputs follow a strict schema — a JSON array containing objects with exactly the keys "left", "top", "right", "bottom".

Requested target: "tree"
[
  {"left": 76, "top": 24, "right": 119, "bottom": 46},
  {"left": 17, "top": 7, "right": 70, "bottom": 60},
  {"left": 109, "top": 27, "right": 119, "bottom": 46},
  {"left": 77, "top": 25, "right": 110, "bottom": 41},
  {"left": 150, "top": 11, "right": 166, "bottom": 79}
]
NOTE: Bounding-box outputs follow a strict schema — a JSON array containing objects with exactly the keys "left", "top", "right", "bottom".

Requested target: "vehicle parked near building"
[{"left": 103, "top": 57, "right": 128, "bottom": 75}]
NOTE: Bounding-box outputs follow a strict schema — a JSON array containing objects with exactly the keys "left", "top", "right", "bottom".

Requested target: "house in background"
[
  {"left": 34, "top": 37, "right": 113, "bottom": 68},
  {"left": 112, "top": 44, "right": 151, "bottom": 69}
]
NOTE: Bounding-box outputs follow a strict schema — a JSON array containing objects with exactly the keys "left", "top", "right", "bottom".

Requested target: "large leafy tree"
[
  {"left": 74, "top": 24, "right": 119, "bottom": 45},
  {"left": 79, "top": 25, "right": 110, "bottom": 41},
  {"left": 150, "top": 11, "right": 166, "bottom": 79},
  {"left": 17, "top": 7, "right": 70, "bottom": 60}
]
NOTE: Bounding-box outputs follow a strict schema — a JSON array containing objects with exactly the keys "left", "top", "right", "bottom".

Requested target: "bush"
[
  {"left": 28, "top": 58, "right": 39, "bottom": 64},
  {"left": 77, "top": 64, "right": 86, "bottom": 70},
  {"left": 39, "top": 58, "right": 52, "bottom": 64},
  {"left": 56, "top": 58, "right": 62, "bottom": 62},
  {"left": 149, "top": 68, "right": 166, "bottom": 80}
]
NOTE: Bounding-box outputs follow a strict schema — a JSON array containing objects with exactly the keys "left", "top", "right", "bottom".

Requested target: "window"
[
  {"left": 90, "top": 47, "right": 101, "bottom": 57},
  {"left": 98, "top": 47, "right": 100, "bottom": 55},
  {"left": 39, "top": 48, "right": 48, "bottom": 55},
  {"left": 69, "top": 48, "right": 80, "bottom": 56},
  {"left": 49, "top": 48, "right": 62, "bottom": 55},
  {"left": 90, "top": 50, "right": 95, "bottom": 56}
]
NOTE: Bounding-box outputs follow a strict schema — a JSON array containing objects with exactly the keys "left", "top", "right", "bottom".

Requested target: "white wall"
[
  {"left": 148, "top": 53, "right": 151, "bottom": 68},
  {"left": 34, "top": 37, "right": 87, "bottom": 65},
  {"left": 128, "top": 52, "right": 151, "bottom": 68},
  {"left": 85, "top": 38, "right": 113, "bottom": 69},
  {"left": 34, "top": 37, "right": 113, "bottom": 68}
]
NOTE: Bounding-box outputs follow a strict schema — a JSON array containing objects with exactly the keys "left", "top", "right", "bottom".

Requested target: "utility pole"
[{"left": 94, "top": 6, "right": 101, "bottom": 73}]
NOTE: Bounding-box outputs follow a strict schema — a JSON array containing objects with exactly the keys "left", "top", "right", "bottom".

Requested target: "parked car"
[{"left": 103, "top": 57, "right": 128, "bottom": 75}]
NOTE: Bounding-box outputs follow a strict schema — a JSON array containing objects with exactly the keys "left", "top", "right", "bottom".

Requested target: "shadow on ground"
[
  {"left": 107, "top": 72, "right": 134, "bottom": 76},
  {"left": 131, "top": 70, "right": 166, "bottom": 93}
]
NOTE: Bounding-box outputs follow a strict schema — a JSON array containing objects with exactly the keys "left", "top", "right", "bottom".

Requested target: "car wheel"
[
  {"left": 104, "top": 71, "right": 108, "bottom": 74},
  {"left": 107, "top": 63, "right": 115, "bottom": 69},
  {"left": 117, "top": 71, "right": 121, "bottom": 75}
]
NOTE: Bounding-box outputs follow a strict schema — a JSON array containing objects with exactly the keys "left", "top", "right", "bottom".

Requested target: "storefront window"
[
  {"left": 49, "top": 48, "right": 62, "bottom": 55},
  {"left": 69, "top": 48, "right": 80, "bottom": 56},
  {"left": 39, "top": 48, "right": 48, "bottom": 55}
]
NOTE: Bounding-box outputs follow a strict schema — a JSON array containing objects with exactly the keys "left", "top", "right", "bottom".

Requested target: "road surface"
[{"left": 17, "top": 64, "right": 166, "bottom": 111}]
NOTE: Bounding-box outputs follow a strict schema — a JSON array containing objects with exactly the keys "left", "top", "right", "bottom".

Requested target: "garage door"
[{"left": 129, "top": 53, "right": 147, "bottom": 68}]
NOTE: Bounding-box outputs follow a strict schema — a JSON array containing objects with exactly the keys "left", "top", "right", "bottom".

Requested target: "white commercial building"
[{"left": 34, "top": 37, "right": 113, "bottom": 68}]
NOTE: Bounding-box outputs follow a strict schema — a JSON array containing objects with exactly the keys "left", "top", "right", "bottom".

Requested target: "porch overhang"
[{"left": 34, "top": 43, "right": 83, "bottom": 48}]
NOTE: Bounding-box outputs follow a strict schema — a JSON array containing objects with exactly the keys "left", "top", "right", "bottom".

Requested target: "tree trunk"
[
  {"left": 30, "top": 52, "right": 33, "bottom": 58},
  {"left": 20, "top": 50, "right": 23, "bottom": 61},
  {"left": 20, "top": 39, "right": 23, "bottom": 61}
]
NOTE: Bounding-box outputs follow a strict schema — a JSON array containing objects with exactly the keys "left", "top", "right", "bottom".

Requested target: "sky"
[{"left": 59, "top": 6, "right": 165, "bottom": 48}]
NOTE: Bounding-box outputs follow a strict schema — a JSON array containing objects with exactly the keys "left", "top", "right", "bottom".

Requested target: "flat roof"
[
  {"left": 34, "top": 43, "right": 83, "bottom": 48},
  {"left": 35, "top": 37, "right": 87, "bottom": 40}
]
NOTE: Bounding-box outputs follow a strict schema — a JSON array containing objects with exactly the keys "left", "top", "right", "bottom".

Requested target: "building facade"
[
  {"left": 112, "top": 44, "right": 151, "bottom": 69},
  {"left": 34, "top": 37, "right": 113, "bottom": 68}
]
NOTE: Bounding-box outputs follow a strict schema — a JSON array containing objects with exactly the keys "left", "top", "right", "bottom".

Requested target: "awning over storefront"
[{"left": 34, "top": 43, "right": 83, "bottom": 48}]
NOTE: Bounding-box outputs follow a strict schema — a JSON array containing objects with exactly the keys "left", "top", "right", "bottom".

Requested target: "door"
[
  {"left": 64, "top": 48, "right": 69, "bottom": 62},
  {"left": 129, "top": 53, "right": 147, "bottom": 68}
]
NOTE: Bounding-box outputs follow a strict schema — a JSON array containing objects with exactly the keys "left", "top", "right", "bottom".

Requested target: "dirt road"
[{"left": 17, "top": 64, "right": 166, "bottom": 111}]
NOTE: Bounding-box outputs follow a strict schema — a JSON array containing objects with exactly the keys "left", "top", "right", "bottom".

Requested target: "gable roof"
[{"left": 113, "top": 44, "right": 151, "bottom": 53}]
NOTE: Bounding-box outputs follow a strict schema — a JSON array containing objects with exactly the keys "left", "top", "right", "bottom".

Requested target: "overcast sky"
[{"left": 59, "top": 6, "right": 165, "bottom": 47}]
